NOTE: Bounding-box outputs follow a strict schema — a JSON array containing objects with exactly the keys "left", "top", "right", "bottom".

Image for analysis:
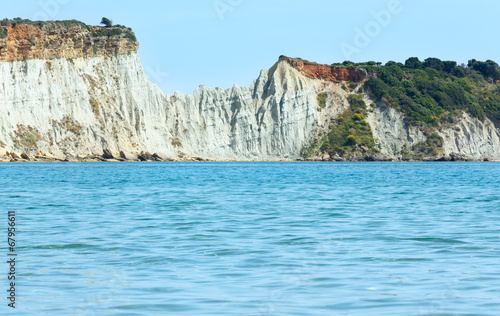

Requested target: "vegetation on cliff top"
[
  {"left": 100, "top": 17, "right": 113, "bottom": 28},
  {"left": 283, "top": 55, "right": 500, "bottom": 126},
  {"left": 334, "top": 57, "right": 500, "bottom": 125}
]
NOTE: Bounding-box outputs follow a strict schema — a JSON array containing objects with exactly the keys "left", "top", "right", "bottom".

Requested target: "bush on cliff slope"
[
  {"left": 321, "top": 95, "right": 376, "bottom": 154},
  {"left": 300, "top": 94, "right": 378, "bottom": 159}
]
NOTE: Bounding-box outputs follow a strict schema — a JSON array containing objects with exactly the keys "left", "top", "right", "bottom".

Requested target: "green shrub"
[
  {"left": 0, "top": 18, "right": 86, "bottom": 30},
  {"left": 317, "top": 92, "right": 327, "bottom": 109},
  {"left": 93, "top": 28, "right": 122, "bottom": 37},
  {"left": 353, "top": 113, "right": 364, "bottom": 121},
  {"left": 348, "top": 94, "right": 366, "bottom": 113},
  {"left": 311, "top": 93, "right": 376, "bottom": 157},
  {"left": 346, "top": 135, "right": 357, "bottom": 146},
  {"left": 124, "top": 31, "right": 137, "bottom": 42}
]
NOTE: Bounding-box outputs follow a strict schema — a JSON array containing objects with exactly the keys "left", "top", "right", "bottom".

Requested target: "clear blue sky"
[{"left": 3, "top": 0, "right": 500, "bottom": 94}]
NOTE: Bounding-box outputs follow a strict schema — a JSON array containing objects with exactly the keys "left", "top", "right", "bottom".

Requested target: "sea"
[{"left": 1, "top": 162, "right": 499, "bottom": 315}]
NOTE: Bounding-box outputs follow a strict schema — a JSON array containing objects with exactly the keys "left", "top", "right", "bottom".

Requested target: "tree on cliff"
[
  {"left": 405, "top": 57, "right": 422, "bottom": 69},
  {"left": 423, "top": 58, "right": 444, "bottom": 71},
  {"left": 100, "top": 17, "right": 113, "bottom": 27}
]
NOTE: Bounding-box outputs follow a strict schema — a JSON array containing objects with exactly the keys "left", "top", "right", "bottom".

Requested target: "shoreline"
[
  {"left": 0, "top": 158, "right": 496, "bottom": 163},
  {"left": 0, "top": 149, "right": 495, "bottom": 163}
]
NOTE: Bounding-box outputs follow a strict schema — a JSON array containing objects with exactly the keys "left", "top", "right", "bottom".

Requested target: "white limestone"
[{"left": 1, "top": 53, "right": 500, "bottom": 160}]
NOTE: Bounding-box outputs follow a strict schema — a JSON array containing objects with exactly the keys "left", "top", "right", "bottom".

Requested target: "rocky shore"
[
  {"left": 0, "top": 145, "right": 208, "bottom": 163},
  {"left": 301, "top": 151, "right": 492, "bottom": 162},
  {"left": 1, "top": 144, "right": 492, "bottom": 163}
]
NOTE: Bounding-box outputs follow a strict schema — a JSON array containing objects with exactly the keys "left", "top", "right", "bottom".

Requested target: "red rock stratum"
[{"left": 281, "top": 57, "right": 367, "bottom": 82}]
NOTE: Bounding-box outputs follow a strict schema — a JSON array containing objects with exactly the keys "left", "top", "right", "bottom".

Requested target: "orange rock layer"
[
  {"left": 282, "top": 57, "right": 367, "bottom": 82},
  {"left": 0, "top": 22, "right": 138, "bottom": 62}
]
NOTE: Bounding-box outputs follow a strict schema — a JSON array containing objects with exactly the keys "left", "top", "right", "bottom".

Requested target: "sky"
[{"left": 3, "top": 0, "right": 500, "bottom": 94}]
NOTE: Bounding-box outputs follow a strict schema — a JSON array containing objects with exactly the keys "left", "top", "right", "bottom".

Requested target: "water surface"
[{"left": 1, "top": 162, "right": 499, "bottom": 315}]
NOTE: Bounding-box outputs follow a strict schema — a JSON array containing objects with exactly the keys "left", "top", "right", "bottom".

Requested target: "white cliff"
[
  {"left": 0, "top": 52, "right": 329, "bottom": 160},
  {"left": 365, "top": 103, "right": 500, "bottom": 161},
  {"left": 439, "top": 113, "right": 500, "bottom": 159}
]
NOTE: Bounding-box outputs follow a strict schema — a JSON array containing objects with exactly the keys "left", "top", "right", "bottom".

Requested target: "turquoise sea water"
[{"left": 1, "top": 162, "right": 500, "bottom": 315}]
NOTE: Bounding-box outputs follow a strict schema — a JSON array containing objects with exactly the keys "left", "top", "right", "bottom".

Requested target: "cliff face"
[
  {"left": 364, "top": 105, "right": 500, "bottom": 159},
  {"left": 0, "top": 22, "right": 138, "bottom": 61},
  {"left": 1, "top": 23, "right": 500, "bottom": 162},
  {"left": 0, "top": 53, "right": 334, "bottom": 160}
]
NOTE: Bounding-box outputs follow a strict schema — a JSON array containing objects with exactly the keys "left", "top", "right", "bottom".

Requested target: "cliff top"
[
  {"left": 278, "top": 56, "right": 368, "bottom": 83},
  {"left": 0, "top": 18, "right": 138, "bottom": 62}
]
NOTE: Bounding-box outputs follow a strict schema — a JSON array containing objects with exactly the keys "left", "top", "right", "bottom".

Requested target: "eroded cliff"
[{"left": 1, "top": 22, "right": 499, "bottom": 162}]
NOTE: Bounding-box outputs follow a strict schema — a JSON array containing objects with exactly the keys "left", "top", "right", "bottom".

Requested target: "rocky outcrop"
[
  {"left": 0, "top": 22, "right": 137, "bottom": 62},
  {"left": 365, "top": 103, "right": 427, "bottom": 157},
  {"left": 438, "top": 113, "right": 500, "bottom": 159},
  {"left": 281, "top": 57, "right": 368, "bottom": 82}
]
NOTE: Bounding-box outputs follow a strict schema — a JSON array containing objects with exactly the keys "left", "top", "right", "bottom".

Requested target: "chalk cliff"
[{"left": 1, "top": 21, "right": 500, "bottom": 162}]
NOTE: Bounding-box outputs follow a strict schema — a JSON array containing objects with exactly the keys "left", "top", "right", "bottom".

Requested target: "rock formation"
[
  {"left": 1, "top": 21, "right": 499, "bottom": 162},
  {"left": 0, "top": 22, "right": 138, "bottom": 62},
  {"left": 280, "top": 57, "right": 368, "bottom": 82}
]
